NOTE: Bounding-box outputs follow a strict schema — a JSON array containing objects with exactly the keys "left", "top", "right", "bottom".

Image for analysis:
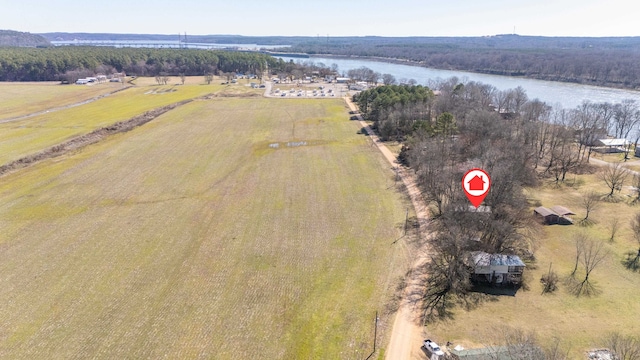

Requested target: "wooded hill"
[{"left": 0, "top": 30, "right": 50, "bottom": 47}]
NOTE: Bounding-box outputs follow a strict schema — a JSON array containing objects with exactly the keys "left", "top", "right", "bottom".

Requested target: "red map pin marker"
[{"left": 462, "top": 168, "right": 491, "bottom": 208}]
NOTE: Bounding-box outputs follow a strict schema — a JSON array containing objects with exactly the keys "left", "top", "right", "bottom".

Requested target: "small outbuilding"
[
  {"left": 550, "top": 205, "right": 575, "bottom": 217},
  {"left": 594, "top": 138, "right": 630, "bottom": 153},
  {"left": 534, "top": 206, "right": 574, "bottom": 225},
  {"left": 533, "top": 206, "right": 559, "bottom": 224}
]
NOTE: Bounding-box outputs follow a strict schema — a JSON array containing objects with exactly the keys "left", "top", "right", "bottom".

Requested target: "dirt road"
[
  {"left": 590, "top": 156, "right": 640, "bottom": 176},
  {"left": 344, "top": 97, "right": 430, "bottom": 360}
]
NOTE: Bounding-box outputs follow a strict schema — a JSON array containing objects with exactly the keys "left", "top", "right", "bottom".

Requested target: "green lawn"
[{"left": 0, "top": 97, "right": 410, "bottom": 359}]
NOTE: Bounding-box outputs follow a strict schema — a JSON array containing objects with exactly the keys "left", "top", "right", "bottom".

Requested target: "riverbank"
[
  {"left": 275, "top": 54, "right": 640, "bottom": 109},
  {"left": 294, "top": 53, "right": 640, "bottom": 92}
]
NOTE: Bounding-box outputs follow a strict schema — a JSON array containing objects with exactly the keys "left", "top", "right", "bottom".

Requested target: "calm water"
[{"left": 277, "top": 56, "right": 640, "bottom": 109}]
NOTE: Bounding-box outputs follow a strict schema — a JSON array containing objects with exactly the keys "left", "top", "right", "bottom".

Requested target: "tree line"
[
  {"left": 356, "top": 79, "right": 640, "bottom": 323},
  {"left": 0, "top": 47, "right": 289, "bottom": 82},
  {"left": 291, "top": 41, "right": 640, "bottom": 89},
  {"left": 353, "top": 84, "right": 434, "bottom": 140}
]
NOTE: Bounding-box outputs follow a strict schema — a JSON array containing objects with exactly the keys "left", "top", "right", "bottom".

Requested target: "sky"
[{"left": 1, "top": 0, "right": 638, "bottom": 37}]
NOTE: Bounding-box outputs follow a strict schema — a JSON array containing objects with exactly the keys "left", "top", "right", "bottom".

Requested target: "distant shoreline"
[{"left": 277, "top": 52, "right": 640, "bottom": 92}]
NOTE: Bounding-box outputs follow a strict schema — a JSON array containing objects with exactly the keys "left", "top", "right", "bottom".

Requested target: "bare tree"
[
  {"left": 580, "top": 191, "right": 600, "bottom": 225},
  {"left": 596, "top": 102, "right": 616, "bottom": 137},
  {"left": 160, "top": 72, "right": 170, "bottom": 85},
  {"left": 599, "top": 162, "right": 629, "bottom": 198},
  {"left": 204, "top": 73, "right": 213, "bottom": 85},
  {"left": 291, "top": 69, "right": 303, "bottom": 82},
  {"left": 382, "top": 73, "right": 396, "bottom": 85},
  {"left": 568, "top": 233, "right": 586, "bottom": 279},
  {"left": 605, "top": 332, "right": 640, "bottom": 360},
  {"left": 612, "top": 99, "right": 640, "bottom": 139},
  {"left": 631, "top": 173, "right": 640, "bottom": 204},
  {"left": 485, "top": 327, "right": 569, "bottom": 360},
  {"left": 487, "top": 327, "right": 552, "bottom": 360},
  {"left": 420, "top": 219, "right": 476, "bottom": 321},
  {"left": 624, "top": 212, "right": 640, "bottom": 271},
  {"left": 540, "top": 265, "right": 559, "bottom": 294},
  {"left": 608, "top": 217, "right": 621, "bottom": 243},
  {"left": 572, "top": 238, "right": 608, "bottom": 297},
  {"left": 225, "top": 71, "right": 236, "bottom": 83},
  {"left": 179, "top": 73, "right": 186, "bottom": 85},
  {"left": 414, "top": 138, "right": 458, "bottom": 217},
  {"left": 571, "top": 101, "right": 607, "bottom": 163}
]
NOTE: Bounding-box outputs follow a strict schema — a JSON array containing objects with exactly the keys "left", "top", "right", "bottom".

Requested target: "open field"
[
  {"left": 429, "top": 172, "right": 640, "bottom": 358},
  {"left": 0, "top": 97, "right": 411, "bottom": 358},
  {"left": 0, "top": 80, "right": 226, "bottom": 164},
  {"left": 0, "top": 81, "right": 125, "bottom": 121}
]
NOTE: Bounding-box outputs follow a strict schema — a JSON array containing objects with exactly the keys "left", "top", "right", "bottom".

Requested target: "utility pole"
[
  {"left": 373, "top": 311, "right": 378, "bottom": 353},
  {"left": 404, "top": 208, "right": 409, "bottom": 236}
]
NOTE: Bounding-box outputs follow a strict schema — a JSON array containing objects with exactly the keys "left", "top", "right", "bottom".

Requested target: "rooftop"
[
  {"left": 472, "top": 252, "right": 526, "bottom": 267},
  {"left": 533, "top": 206, "right": 556, "bottom": 217},
  {"left": 550, "top": 205, "right": 575, "bottom": 216},
  {"left": 598, "top": 138, "right": 630, "bottom": 147}
]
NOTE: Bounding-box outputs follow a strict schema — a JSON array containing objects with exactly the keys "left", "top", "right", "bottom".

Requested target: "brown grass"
[{"left": 429, "top": 172, "right": 640, "bottom": 357}]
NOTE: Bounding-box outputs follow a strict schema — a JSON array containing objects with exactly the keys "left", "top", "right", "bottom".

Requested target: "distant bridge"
[{"left": 50, "top": 40, "right": 287, "bottom": 51}]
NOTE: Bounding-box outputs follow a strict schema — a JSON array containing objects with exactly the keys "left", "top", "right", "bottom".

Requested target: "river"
[{"left": 276, "top": 56, "right": 640, "bottom": 109}]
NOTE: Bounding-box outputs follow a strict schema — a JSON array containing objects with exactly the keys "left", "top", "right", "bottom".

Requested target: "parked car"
[{"left": 423, "top": 339, "right": 445, "bottom": 356}]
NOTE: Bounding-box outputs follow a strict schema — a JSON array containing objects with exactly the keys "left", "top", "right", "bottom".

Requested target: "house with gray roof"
[{"left": 470, "top": 251, "right": 526, "bottom": 286}]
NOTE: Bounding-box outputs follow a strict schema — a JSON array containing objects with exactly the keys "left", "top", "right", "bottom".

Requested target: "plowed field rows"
[
  {"left": 0, "top": 97, "right": 409, "bottom": 359},
  {"left": 0, "top": 81, "right": 124, "bottom": 121},
  {"left": 0, "top": 82, "right": 223, "bottom": 164}
]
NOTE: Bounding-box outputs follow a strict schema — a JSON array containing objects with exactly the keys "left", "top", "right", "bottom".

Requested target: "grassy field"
[
  {"left": 0, "top": 81, "right": 125, "bottom": 121},
  {"left": 429, "top": 172, "right": 640, "bottom": 358},
  {"left": 0, "top": 80, "right": 228, "bottom": 164},
  {"left": 0, "top": 96, "right": 410, "bottom": 359}
]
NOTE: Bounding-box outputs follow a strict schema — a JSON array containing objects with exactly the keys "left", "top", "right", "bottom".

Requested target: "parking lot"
[{"left": 265, "top": 81, "right": 351, "bottom": 98}]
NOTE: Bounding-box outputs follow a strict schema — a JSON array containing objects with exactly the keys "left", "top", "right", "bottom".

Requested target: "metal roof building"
[{"left": 472, "top": 252, "right": 526, "bottom": 267}]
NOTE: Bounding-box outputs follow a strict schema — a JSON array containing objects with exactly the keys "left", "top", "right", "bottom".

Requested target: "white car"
[{"left": 423, "top": 339, "right": 445, "bottom": 356}]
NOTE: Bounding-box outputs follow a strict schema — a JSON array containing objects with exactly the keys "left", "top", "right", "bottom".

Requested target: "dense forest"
[{"left": 0, "top": 47, "right": 288, "bottom": 81}]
